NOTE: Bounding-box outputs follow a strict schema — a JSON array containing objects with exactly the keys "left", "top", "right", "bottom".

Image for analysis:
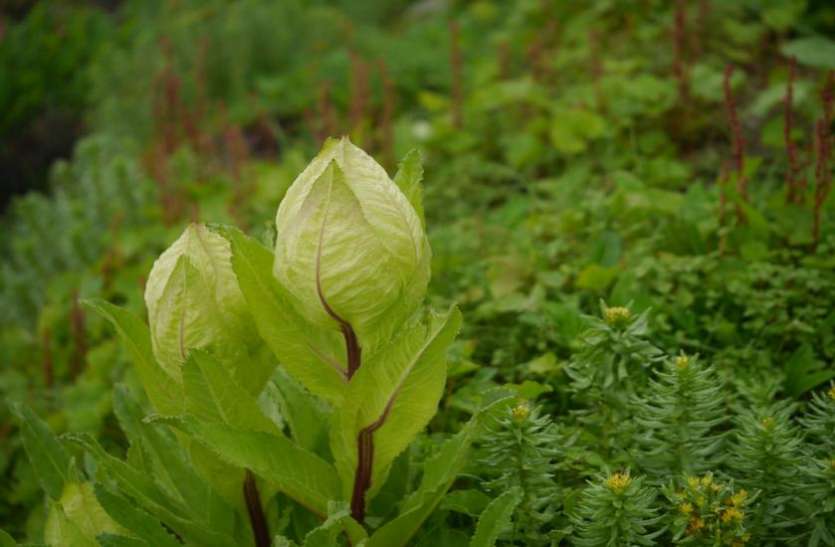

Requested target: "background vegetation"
[{"left": 2, "top": 0, "right": 835, "bottom": 545}]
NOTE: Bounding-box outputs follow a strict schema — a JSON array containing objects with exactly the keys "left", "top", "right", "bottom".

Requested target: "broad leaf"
[
  {"left": 45, "top": 483, "right": 124, "bottom": 546},
  {"left": 94, "top": 485, "right": 181, "bottom": 547},
  {"left": 182, "top": 350, "right": 279, "bottom": 435},
  {"left": 11, "top": 404, "right": 72, "bottom": 500},
  {"left": 44, "top": 504, "right": 97, "bottom": 547},
  {"left": 170, "top": 417, "right": 341, "bottom": 518},
  {"left": 366, "top": 395, "right": 512, "bottom": 547},
  {"left": 96, "top": 535, "right": 148, "bottom": 547},
  {"left": 332, "top": 307, "right": 462, "bottom": 500},
  {"left": 83, "top": 299, "right": 183, "bottom": 415},
  {"left": 112, "top": 386, "right": 234, "bottom": 535},
  {"left": 469, "top": 487, "right": 522, "bottom": 547},
  {"left": 271, "top": 367, "right": 331, "bottom": 454},
  {"left": 67, "top": 434, "right": 236, "bottom": 547},
  {"left": 302, "top": 504, "right": 367, "bottom": 547},
  {"left": 216, "top": 225, "right": 348, "bottom": 405}
]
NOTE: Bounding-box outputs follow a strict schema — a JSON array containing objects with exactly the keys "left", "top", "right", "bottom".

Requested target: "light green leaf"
[
  {"left": 271, "top": 367, "right": 331, "bottom": 453},
  {"left": 782, "top": 36, "right": 835, "bottom": 69},
  {"left": 11, "top": 404, "right": 72, "bottom": 500},
  {"left": 393, "top": 149, "right": 425, "bottom": 227},
  {"left": 302, "top": 504, "right": 367, "bottom": 547},
  {"left": 183, "top": 350, "right": 279, "bottom": 435},
  {"left": 170, "top": 417, "right": 340, "bottom": 518},
  {"left": 366, "top": 395, "right": 513, "bottom": 547},
  {"left": 96, "top": 535, "right": 147, "bottom": 547},
  {"left": 66, "top": 434, "right": 235, "bottom": 547},
  {"left": 45, "top": 503, "right": 97, "bottom": 547},
  {"left": 332, "top": 307, "right": 462, "bottom": 501},
  {"left": 0, "top": 530, "right": 15, "bottom": 547},
  {"left": 45, "top": 483, "right": 124, "bottom": 546},
  {"left": 469, "top": 487, "right": 522, "bottom": 547},
  {"left": 112, "top": 386, "right": 234, "bottom": 535},
  {"left": 83, "top": 299, "right": 183, "bottom": 415},
  {"left": 440, "top": 490, "right": 492, "bottom": 517},
  {"left": 94, "top": 485, "right": 180, "bottom": 547},
  {"left": 217, "top": 225, "right": 348, "bottom": 405}
]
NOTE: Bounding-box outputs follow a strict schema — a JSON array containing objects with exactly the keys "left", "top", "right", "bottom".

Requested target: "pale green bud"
[
  {"left": 273, "top": 138, "right": 430, "bottom": 349},
  {"left": 144, "top": 223, "right": 252, "bottom": 380}
]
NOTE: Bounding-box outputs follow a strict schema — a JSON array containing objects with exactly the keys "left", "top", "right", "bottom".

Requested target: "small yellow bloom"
[
  {"left": 729, "top": 489, "right": 748, "bottom": 507},
  {"left": 687, "top": 476, "right": 700, "bottom": 489},
  {"left": 827, "top": 384, "right": 835, "bottom": 400},
  {"left": 511, "top": 403, "right": 530, "bottom": 422},
  {"left": 687, "top": 516, "right": 705, "bottom": 535},
  {"left": 604, "top": 306, "right": 631, "bottom": 327},
  {"left": 695, "top": 495, "right": 706, "bottom": 507},
  {"left": 606, "top": 472, "right": 631, "bottom": 493},
  {"left": 700, "top": 475, "right": 713, "bottom": 487},
  {"left": 675, "top": 354, "right": 690, "bottom": 369},
  {"left": 761, "top": 416, "right": 775, "bottom": 430},
  {"left": 678, "top": 502, "right": 694, "bottom": 514},
  {"left": 721, "top": 507, "right": 743, "bottom": 523}
]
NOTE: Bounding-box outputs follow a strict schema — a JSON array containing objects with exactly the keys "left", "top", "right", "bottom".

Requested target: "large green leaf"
[
  {"left": 0, "top": 530, "right": 15, "bottom": 547},
  {"left": 216, "top": 225, "right": 348, "bottom": 405},
  {"left": 67, "top": 434, "right": 236, "bottom": 547},
  {"left": 469, "top": 487, "right": 522, "bottom": 547},
  {"left": 112, "top": 386, "right": 234, "bottom": 535},
  {"left": 83, "top": 299, "right": 183, "bottom": 415},
  {"left": 96, "top": 535, "right": 148, "bottom": 547},
  {"left": 45, "top": 483, "right": 124, "bottom": 547},
  {"left": 366, "top": 395, "right": 512, "bottom": 547},
  {"left": 169, "top": 417, "right": 341, "bottom": 518},
  {"left": 271, "top": 367, "right": 331, "bottom": 454},
  {"left": 782, "top": 36, "right": 835, "bottom": 69},
  {"left": 11, "top": 404, "right": 73, "bottom": 500},
  {"left": 182, "top": 350, "right": 279, "bottom": 435},
  {"left": 44, "top": 504, "right": 97, "bottom": 547},
  {"left": 301, "top": 504, "right": 367, "bottom": 547},
  {"left": 331, "top": 307, "right": 461, "bottom": 500},
  {"left": 94, "top": 485, "right": 181, "bottom": 547}
]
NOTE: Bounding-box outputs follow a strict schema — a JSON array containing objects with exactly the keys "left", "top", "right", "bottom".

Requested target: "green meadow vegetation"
[{"left": 1, "top": 1, "right": 835, "bottom": 545}]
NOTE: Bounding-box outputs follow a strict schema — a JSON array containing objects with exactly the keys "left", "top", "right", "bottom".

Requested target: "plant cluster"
[{"left": 1, "top": 0, "right": 835, "bottom": 545}]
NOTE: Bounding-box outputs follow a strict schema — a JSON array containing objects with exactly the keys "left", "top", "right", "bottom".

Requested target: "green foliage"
[
  {"left": 478, "top": 402, "right": 560, "bottom": 545},
  {"left": 633, "top": 355, "right": 727, "bottom": 478},
  {"left": 3, "top": 0, "right": 835, "bottom": 544},
  {"left": 728, "top": 400, "right": 809, "bottom": 543},
  {"left": 571, "top": 471, "right": 664, "bottom": 546}
]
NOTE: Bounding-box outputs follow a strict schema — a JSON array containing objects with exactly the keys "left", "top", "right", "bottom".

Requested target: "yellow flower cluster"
[
  {"left": 603, "top": 306, "right": 631, "bottom": 326},
  {"left": 721, "top": 507, "right": 743, "bottom": 523},
  {"left": 677, "top": 474, "right": 749, "bottom": 545},
  {"left": 828, "top": 384, "right": 835, "bottom": 400},
  {"left": 511, "top": 402, "right": 531, "bottom": 422},
  {"left": 605, "top": 472, "right": 632, "bottom": 493},
  {"left": 674, "top": 353, "right": 690, "bottom": 369}
]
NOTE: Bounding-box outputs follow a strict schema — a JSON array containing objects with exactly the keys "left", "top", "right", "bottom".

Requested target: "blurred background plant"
[{"left": 2, "top": 0, "right": 835, "bottom": 544}]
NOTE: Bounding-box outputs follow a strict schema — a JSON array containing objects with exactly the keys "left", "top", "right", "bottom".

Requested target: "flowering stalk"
[
  {"left": 723, "top": 64, "right": 747, "bottom": 222},
  {"left": 784, "top": 56, "right": 803, "bottom": 204},
  {"left": 813, "top": 71, "right": 834, "bottom": 247}
]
